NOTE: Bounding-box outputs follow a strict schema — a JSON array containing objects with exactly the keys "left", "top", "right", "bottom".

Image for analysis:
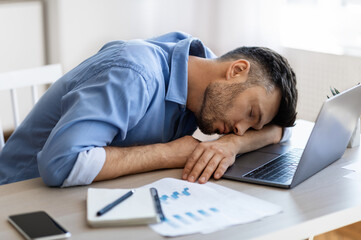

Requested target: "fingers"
[
  {"left": 184, "top": 154, "right": 232, "bottom": 183},
  {"left": 182, "top": 148, "right": 214, "bottom": 182},
  {"left": 197, "top": 154, "right": 223, "bottom": 183},
  {"left": 198, "top": 156, "right": 235, "bottom": 183},
  {"left": 213, "top": 158, "right": 232, "bottom": 180},
  {"left": 182, "top": 141, "right": 235, "bottom": 183},
  {"left": 182, "top": 143, "right": 235, "bottom": 184}
]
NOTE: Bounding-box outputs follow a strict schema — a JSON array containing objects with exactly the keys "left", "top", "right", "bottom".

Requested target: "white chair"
[{"left": 0, "top": 64, "right": 63, "bottom": 151}]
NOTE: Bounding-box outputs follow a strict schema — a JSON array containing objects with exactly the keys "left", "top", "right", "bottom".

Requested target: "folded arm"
[
  {"left": 94, "top": 125, "right": 288, "bottom": 184},
  {"left": 93, "top": 136, "right": 199, "bottom": 182},
  {"left": 182, "top": 124, "right": 285, "bottom": 184}
]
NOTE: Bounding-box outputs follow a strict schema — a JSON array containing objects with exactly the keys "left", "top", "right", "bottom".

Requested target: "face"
[{"left": 196, "top": 82, "right": 281, "bottom": 136}]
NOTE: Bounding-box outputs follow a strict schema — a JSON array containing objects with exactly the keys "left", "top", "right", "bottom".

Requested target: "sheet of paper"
[
  {"left": 141, "top": 178, "right": 282, "bottom": 237},
  {"left": 342, "top": 162, "right": 361, "bottom": 172},
  {"left": 342, "top": 162, "right": 361, "bottom": 182},
  {"left": 344, "top": 172, "right": 361, "bottom": 182}
]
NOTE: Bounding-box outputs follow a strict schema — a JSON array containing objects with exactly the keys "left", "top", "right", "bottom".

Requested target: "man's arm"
[
  {"left": 38, "top": 67, "right": 151, "bottom": 187},
  {"left": 94, "top": 125, "right": 282, "bottom": 182},
  {"left": 94, "top": 136, "right": 200, "bottom": 182},
  {"left": 182, "top": 124, "right": 283, "bottom": 184}
]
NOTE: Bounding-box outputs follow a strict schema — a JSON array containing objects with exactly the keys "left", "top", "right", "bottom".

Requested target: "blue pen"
[
  {"left": 150, "top": 188, "right": 165, "bottom": 221},
  {"left": 96, "top": 190, "right": 135, "bottom": 216}
]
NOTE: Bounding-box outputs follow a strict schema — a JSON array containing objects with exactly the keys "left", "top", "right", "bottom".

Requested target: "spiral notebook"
[{"left": 87, "top": 188, "right": 160, "bottom": 227}]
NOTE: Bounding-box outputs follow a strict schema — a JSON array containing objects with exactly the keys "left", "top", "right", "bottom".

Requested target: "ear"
[{"left": 226, "top": 59, "right": 250, "bottom": 81}]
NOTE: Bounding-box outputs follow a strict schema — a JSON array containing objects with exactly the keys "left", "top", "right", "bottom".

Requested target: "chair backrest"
[{"left": 0, "top": 64, "right": 63, "bottom": 151}]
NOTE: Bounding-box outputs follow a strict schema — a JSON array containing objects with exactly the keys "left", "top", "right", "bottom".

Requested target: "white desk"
[{"left": 1, "top": 121, "right": 361, "bottom": 240}]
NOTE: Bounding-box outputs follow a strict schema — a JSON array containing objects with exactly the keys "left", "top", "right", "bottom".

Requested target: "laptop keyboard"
[{"left": 243, "top": 148, "right": 304, "bottom": 184}]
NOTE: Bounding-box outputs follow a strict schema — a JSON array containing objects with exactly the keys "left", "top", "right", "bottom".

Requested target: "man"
[{"left": 0, "top": 32, "right": 297, "bottom": 187}]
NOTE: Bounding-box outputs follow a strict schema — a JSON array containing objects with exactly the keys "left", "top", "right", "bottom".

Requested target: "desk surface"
[{"left": 1, "top": 121, "right": 361, "bottom": 240}]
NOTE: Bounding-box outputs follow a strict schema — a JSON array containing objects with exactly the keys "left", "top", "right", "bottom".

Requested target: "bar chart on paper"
[
  {"left": 149, "top": 182, "right": 229, "bottom": 236},
  {"left": 159, "top": 187, "right": 222, "bottom": 230},
  {"left": 142, "top": 178, "right": 282, "bottom": 237},
  {"left": 159, "top": 187, "right": 191, "bottom": 202}
]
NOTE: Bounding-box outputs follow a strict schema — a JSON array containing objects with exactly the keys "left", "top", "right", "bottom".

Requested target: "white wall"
[
  {"left": 284, "top": 48, "right": 361, "bottom": 121},
  {"left": 45, "top": 0, "right": 284, "bottom": 72},
  {"left": 46, "top": 0, "right": 220, "bottom": 72},
  {"left": 0, "top": 1, "right": 45, "bottom": 131}
]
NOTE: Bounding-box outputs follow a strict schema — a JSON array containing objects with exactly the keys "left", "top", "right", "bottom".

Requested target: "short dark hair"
[{"left": 218, "top": 47, "right": 298, "bottom": 127}]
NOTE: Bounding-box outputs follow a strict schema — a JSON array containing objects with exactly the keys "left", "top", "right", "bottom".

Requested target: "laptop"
[{"left": 223, "top": 84, "right": 361, "bottom": 189}]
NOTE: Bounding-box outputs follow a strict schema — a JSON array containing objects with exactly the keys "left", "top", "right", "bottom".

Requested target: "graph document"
[{"left": 141, "top": 178, "right": 282, "bottom": 236}]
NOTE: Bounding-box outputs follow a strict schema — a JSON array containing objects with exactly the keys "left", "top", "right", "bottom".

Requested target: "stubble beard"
[
  {"left": 196, "top": 81, "right": 250, "bottom": 135},
  {"left": 196, "top": 82, "right": 233, "bottom": 135}
]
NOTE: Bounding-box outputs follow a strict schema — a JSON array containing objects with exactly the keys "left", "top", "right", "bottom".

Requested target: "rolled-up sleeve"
[
  {"left": 61, "top": 147, "right": 106, "bottom": 187},
  {"left": 280, "top": 127, "right": 292, "bottom": 143},
  {"left": 37, "top": 66, "right": 150, "bottom": 187}
]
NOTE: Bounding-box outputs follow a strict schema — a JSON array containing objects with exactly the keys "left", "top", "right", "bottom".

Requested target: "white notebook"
[{"left": 87, "top": 188, "right": 160, "bottom": 227}]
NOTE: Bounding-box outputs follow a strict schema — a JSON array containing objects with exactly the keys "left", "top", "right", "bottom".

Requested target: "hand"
[
  {"left": 182, "top": 134, "right": 240, "bottom": 184},
  {"left": 165, "top": 135, "right": 200, "bottom": 168}
]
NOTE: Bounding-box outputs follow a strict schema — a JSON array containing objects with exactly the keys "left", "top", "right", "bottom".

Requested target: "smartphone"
[{"left": 8, "top": 211, "right": 71, "bottom": 240}]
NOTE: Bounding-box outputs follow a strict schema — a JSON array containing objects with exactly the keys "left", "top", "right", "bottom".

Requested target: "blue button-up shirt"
[{"left": 0, "top": 32, "right": 216, "bottom": 187}]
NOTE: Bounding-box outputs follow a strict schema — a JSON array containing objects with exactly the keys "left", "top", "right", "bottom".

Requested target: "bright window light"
[{"left": 279, "top": 0, "right": 361, "bottom": 56}]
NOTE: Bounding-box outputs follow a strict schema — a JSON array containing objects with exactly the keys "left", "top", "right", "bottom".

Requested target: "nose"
[{"left": 233, "top": 122, "right": 250, "bottom": 136}]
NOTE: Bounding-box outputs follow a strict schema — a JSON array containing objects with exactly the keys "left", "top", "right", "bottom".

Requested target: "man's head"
[{"left": 196, "top": 46, "right": 297, "bottom": 135}]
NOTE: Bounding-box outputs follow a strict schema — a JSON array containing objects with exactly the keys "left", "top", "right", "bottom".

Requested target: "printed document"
[{"left": 141, "top": 178, "right": 282, "bottom": 237}]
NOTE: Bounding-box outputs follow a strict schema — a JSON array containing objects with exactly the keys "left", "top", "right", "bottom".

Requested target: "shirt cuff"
[
  {"left": 280, "top": 127, "right": 292, "bottom": 143},
  {"left": 61, "top": 147, "right": 106, "bottom": 187}
]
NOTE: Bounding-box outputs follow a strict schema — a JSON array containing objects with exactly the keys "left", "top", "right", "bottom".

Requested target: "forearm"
[
  {"left": 230, "top": 124, "right": 283, "bottom": 154},
  {"left": 93, "top": 144, "right": 168, "bottom": 181},
  {"left": 94, "top": 136, "right": 199, "bottom": 182},
  {"left": 182, "top": 124, "right": 283, "bottom": 183}
]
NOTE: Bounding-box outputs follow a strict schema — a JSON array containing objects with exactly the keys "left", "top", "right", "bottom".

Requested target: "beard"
[{"left": 196, "top": 81, "right": 249, "bottom": 135}]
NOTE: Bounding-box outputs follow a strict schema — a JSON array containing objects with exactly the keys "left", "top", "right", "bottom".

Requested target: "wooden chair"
[{"left": 0, "top": 64, "right": 63, "bottom": 151}]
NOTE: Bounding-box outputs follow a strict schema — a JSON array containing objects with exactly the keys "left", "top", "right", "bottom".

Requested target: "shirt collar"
[{"left": 165, "top": 37, "right": 207, "bottom": 108}]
